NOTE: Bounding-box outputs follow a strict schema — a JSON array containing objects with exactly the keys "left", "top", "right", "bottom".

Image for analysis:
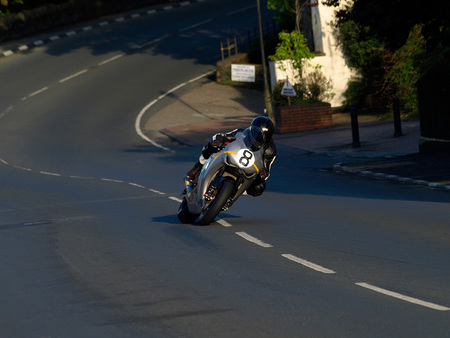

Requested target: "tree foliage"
[
  {"left": 269, "top": 30, "right": 313, "bottom": 82},
  {"left": 267, "top": 0, "right": 314, "bottom": 32},
  {"left": 383, "top": 25, "right": 427, "bottom": 116},
  {"left": 0, "top": 0, "right": 24, "bottom": 16},
  {"left": 269, "top": 30, "right": 334, "bottom": 105},
  {"left": 324, "top": 0, "right": 449, "bottom": 114}
]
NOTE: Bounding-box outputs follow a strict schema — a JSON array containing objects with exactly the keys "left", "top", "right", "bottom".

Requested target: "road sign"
[{"left": 281, "top": 79, "right": 297, "bottom": 97}]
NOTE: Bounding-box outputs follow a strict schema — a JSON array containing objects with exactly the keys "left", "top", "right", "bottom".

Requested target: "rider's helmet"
[{"left": 243, "top": 116, "right": 274, "bottom": 151}]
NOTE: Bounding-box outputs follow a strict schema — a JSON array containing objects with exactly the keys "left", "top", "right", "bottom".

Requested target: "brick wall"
[{"left": 274, "top": 102, "right": 332, "bottom": 134}]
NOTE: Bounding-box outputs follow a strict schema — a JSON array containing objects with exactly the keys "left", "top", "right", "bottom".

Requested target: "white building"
[{"left": 269, "top": 0, "right": 355, "bottom": 107}]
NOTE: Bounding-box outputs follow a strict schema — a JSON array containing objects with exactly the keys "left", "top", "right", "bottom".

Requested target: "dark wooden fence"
[{"left": 220, "top": 20, "right": 280, "bottom": 60}]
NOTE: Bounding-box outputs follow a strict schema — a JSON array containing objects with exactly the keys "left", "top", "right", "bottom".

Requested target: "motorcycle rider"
[{"left": 185, "top": 116, "right": 276, "bottom": 196}]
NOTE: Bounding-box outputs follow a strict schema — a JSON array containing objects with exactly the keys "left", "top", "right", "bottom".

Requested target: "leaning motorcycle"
[{"left": 177, "top": 131, "right": 264, "bottom": 225}]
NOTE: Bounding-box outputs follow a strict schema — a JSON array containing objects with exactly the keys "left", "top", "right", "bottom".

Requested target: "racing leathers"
[{"left": 186, "top": 128, "right": 276, "bottom": 196}]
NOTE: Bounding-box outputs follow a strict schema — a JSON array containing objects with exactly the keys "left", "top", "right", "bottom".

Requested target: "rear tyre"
[
  {"left": 177, "top": 198, "right": 198, "bottom": 224},
  {"left": 197, "top": 179, "right": 234, "bottom": 225}
]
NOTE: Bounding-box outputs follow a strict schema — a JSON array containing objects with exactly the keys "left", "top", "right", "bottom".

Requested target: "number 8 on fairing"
[{"left": 237, "top": 149, "right": 255, "bottom": 168}]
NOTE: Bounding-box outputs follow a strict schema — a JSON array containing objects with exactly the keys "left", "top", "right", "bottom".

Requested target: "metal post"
[
  {"left": 393, "top": 97, "right": 403, "bottom": 137},
  {"left": 256, "top": 0, "right": 274, "bottom": 120},
  {"left": 350, "top": 106, "right": 360, "bottom": 148}
]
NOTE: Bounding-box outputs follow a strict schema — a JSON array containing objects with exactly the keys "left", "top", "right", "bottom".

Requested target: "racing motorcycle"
[{"left": 177, "top": 131, "right": 264, "bottom": 225}]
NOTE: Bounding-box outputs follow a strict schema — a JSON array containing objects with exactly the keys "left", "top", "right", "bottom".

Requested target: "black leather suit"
[{"left": 201, "top": 129, "right": 277, "bottom": 196}]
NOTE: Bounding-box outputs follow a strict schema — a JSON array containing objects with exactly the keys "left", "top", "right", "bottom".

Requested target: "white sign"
[
  {"left": 281, "top": 78, "right": 297, "bottom": 97},
  {"left": 231, "top": 64, "right": 255, "bottom": 83}
]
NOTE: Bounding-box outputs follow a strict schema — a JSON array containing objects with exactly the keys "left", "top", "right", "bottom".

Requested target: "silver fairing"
[{"left": 185, "top": 132, "right": 264, "bottom": 215}]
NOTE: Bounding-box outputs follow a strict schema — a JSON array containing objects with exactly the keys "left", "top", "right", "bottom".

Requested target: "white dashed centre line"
[
  {"left": 282, "top": 254, "right": 336, "bottom": 274},
  {"left": 217, "top": 219, "right": 232, "bottom": 227},
  {"left": 236, "top": 231, "right": 273, "bottom": 248},
  {"left": 356, "top": 282, "right": 450, "bottom": 311},
  {"left": 59, "top": 69, "right": 88, "bottom": 83}
]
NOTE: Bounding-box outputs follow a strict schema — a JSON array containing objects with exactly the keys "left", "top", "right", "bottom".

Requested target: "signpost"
[
  {"left": 281, "top": 78, "right": 297, "bottom": 97},
  {"left": 281, "top": 78, "right": 296, "bottom": 106}
]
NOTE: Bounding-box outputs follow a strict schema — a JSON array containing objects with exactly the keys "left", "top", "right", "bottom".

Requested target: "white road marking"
[
  {"left": 226, "top": 5, "right": 255, "bottom": 15},
  {"left": 34, "top": 40, "right": 44, "bottom": 46},
  {"left": 0, "top": 105, "right": 13, "bottom": 119},
  {"left": 356, "top": 282, "right": 450, "bottom": 311},
  {"left": 236, "top": 231, "right": 273, "bottom": 248},
  {"left": 150, "top": 189, "right": 166, "bottom": 195},
  {"left": 13, "top": 165, "right": 32, "bottom": 171},
  {"left": 69, "top": 175, "right": 94, "bottom": 179},
  {"left": 29, "top": 87, "right": 49, "bottom": 97},
  {"left": 169, "top": 196, "right": 183, "bottom": 203},
  {"left": 59, "top": 69, "right": 88, "bottom": 83},
  {"left": 282, "top": 254, "right": 336, "bottom": 274},
  {"left": 217, "top": 219, "right": 232, "bottom": 227},
  {"left": 98, "top": 54, "right": 125, "bottom": 66},
  {"left": 128, "top": 182, "right": 146, "bottom": 189},
  {"left": 40, "top": 171, "right": 61, "bottom": 177},
  {"left": 135, "top": 71, "right": 214, "bottom": 151},
  {"left": 136, "top": 34, "right": 169, "bottom": 49},
  {"left": 0, "top": 158, "right": 9, "bottom": 165},
  {"left": 179, "top": 19, "right": 213, "bottom": 32},
  {"left": 101, "top": 178, "right": 123, "bottom": 183}
]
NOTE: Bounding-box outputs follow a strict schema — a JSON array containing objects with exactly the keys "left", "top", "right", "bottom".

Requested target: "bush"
[
  {"left": 343, "top": 79, "right": 367, "bottom": 107},
  {"left": 303, "top": 68, "right": 334, "bottom": 102},
  {"left": 272, "top": 67, "right": 334, "bottom": 106},
  {"left": 383, "top": 24, "right": 427, "bottom": 116}
]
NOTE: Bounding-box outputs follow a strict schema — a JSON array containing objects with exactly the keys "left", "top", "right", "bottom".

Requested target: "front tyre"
[
  {"left": 197, "top": 178, "right": 235, "bottom": 225},
  {"left": 177, "top": 198, "right": 198, "bottom": 224}
]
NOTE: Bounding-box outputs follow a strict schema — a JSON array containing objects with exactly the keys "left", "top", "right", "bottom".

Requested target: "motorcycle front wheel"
[
  {"left": 197, "top": 178, "right": 235, "bottom": 225},
  {"left": 177, "top": 197, "right": 199, "bottom": 224}
]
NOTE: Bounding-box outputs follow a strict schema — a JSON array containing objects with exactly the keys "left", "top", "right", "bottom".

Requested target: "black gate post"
[
  {"left": 393, "top": 97, "right": 403, "bottom": 137},
  {"left": 350, "top": 106, "right": 360, "bottom": 148}
]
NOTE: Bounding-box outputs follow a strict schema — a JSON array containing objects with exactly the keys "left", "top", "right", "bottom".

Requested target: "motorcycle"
[{"left": 177, "top": 131, "right": 264, "bottom": 225}]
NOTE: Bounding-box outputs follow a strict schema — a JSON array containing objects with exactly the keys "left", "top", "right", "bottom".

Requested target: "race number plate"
[{"left": 236, "top": 149, "right": 255, "bottom": 168}]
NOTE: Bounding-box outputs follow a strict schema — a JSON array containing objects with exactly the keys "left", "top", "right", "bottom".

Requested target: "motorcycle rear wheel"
[
  {"left": 177, "top": 198, "right": 199, "bottom": 224},
  {"left": 197, "top": 178, "right": 234, "bottom": 225}
]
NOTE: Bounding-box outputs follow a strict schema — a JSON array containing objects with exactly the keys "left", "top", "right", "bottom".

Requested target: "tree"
[
  {"left": 323, "top": 0, "right": 449, "bottom": 50},
  {"left": 323, "top": 0, "right": 449, "bottom": 114},
  {"left": 268, "top": 0, "right": 316, "bottom": 33},
  {"left": 269, "top": 30, "right": 314, "bottom": 82},
  {"left": 0, "top": 0, "right": 23, "bottom": 15},
  {"left": 383, "top": 25, "right": 427, "bottom": 116}
]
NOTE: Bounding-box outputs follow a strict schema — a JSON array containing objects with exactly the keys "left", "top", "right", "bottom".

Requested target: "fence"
[{"left": 220, "top": 20, "right": 279, "bottom": 60}]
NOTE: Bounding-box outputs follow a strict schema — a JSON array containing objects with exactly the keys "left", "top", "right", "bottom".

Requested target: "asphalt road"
[{"left": 0, "top": 0, "right": 449, "bottom": 337}]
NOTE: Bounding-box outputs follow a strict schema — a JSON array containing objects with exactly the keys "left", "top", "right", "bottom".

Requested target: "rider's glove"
[
  {"left": 211, "top": 135, "right": 224, "bottom": 148},
  {"left": 259, "top": 168, "right": 269, "bottom": 180}
]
